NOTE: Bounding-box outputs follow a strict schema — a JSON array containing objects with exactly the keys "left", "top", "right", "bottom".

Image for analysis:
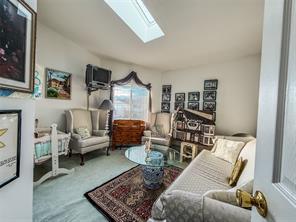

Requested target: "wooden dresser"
[{"left": 112, "top": 120, "right": 145, "bottom": 150}]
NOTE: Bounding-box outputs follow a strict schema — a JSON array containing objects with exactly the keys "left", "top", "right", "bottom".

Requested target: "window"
[
  {"left": 113, "top": 82, "right": 149, "bottom": 121},
  {"left": 104, "top": 0, "right": 164, "bottom": 43}
]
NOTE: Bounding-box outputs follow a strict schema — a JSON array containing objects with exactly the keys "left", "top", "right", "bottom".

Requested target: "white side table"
[{"left": 180, "top": 142, "right": 198, "bottom": 162}]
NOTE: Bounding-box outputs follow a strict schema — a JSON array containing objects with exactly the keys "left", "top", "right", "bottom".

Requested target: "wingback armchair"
[
  {"left": 141, "top": 112, "right": 174, "bottom": 147},
  {"left": 65, "top": 109, "right": 110, "bottom": 165}
]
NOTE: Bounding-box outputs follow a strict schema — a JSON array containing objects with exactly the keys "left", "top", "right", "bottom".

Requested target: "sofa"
[
  {"left": 141, "top": 112, "right": 174, "bottom": 147},
  {"left": 65, "top": 108, "right": 110, "bottom": 165},
  {"left": 150, "top": 136, "right": 256, "bottom": 222}
]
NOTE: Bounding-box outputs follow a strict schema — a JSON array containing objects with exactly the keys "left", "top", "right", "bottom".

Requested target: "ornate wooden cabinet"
[{"left": 112, "top": 120, "right": 145, "bottom": 150}]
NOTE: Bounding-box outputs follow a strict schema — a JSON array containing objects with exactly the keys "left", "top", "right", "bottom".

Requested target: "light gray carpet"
[{"left": 33, "top": 149, "right": 136, "bottom": 222}]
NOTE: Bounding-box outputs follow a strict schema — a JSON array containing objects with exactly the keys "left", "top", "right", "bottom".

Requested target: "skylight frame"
[{"left": 104, "top": 0, "right": 164, "bottom": 43}]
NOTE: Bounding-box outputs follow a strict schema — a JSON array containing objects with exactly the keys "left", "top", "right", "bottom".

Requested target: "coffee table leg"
[{"left": 142, "top": 165, "right": 164, "bottom": 190}]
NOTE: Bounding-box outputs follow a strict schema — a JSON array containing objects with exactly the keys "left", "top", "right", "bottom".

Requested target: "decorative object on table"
[
  {"left": 161, "top": 102, "right": 170, "bottom": 113},
  {"left": 0, "top": 0, "right": 36, "bottom": 93},
  {"left": 45, "top": 68, "right": 72, "bottom": 100},
  {"left": 203, "top": 101, "right": 216, "bottom": 111},
  {"left": 188, "top": 91, "right": 200, "bottom": 101},
  {"left": 180, "top": 141, "right": 198, "bottom": 162},
  {"left": 175, "top": 92, "right": 185, "bottom": 102},
  {"left": 84, "top": 165, "right": 182, "bottom": 222},
  {"left": 34, "top": 124, "right": 74, "bottom": 186},
  {"left": 112, "top": 120, "right": 145, "bottom": 150},
  {"left": 172, "top": 108, "right": 215, "bottom": 147},
  {"left": 174, "top": 102, "right": 185, "bottom": 110},
  {"left": 203, "top": 90, "right": 217, "bottom": 101},
  {"left": 99, "top": 99, "right": 114, "bottom": 134},
  {"left": 187, "top": 102, "right": 199, "bottom": 111},
  {"left": 144, "top": 137, "right": 152, "bottom": 152},
  {"left": 162, "top": 85, "right": 171, "bottom": 94},
  {"left": 162, "top": 93, "right": 171, "bottom": 102},
  {"left": 204, "top": 79, "right": 218, "bottom": 90},
  {"left": 0, "top": 110, "right": 21, "bottom": 188}
]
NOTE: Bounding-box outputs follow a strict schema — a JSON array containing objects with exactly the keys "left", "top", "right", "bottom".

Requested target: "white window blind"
[{"left": 113, "top": 82, "right": 149, "bottom": 121}]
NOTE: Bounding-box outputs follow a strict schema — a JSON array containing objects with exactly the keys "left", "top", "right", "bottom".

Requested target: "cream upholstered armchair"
[
  {"left": 141, "top": 112, "right": 174, "bottom": 147},
  {"left": 65, "top": 109, "right": 110, "bottom": 166}
]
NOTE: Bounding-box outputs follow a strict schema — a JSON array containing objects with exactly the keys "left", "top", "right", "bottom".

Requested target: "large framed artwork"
[
  {"left": 0, "top": 110, "right": 21, "bottom": 188},
  {"left": 0, "top": 0, "right": 37, "bottom": 93},
  {"left": 45, "top": 68, "right": 72, "bottom": 100}
]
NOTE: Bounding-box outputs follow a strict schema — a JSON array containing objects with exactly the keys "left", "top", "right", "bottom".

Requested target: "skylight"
[{"left": 104, "top": 0, "right": 164, "bottom": 43}]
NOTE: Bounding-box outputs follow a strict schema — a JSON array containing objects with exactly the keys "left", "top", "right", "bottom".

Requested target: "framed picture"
[
  {"left": 162, "top": 85, "right": 171, "bottom": 94},
  {"left": 0, "top": 0, "right": 37, "bottom": 93},
  {"left": 188, "top": 91, "right": 200, "bottom": 101},
  {"left": 204, "top": 79, "right": 218, "bottom": 90},
  {"left": 203, "top": 101, "right": 216, "bottom": 111},
  {"left": 174, "top": 102, "right": 184, "bottom": 110},
  {"left": 0, "top": 110, "right": 21, "bottom": 189},
  {"left": 188, "top": 102, "right": 199, "bottom": 111},
  {"left": 45, "top": 68, "right": 72, "bottom": 100},
  {"left": 175, "top": 93, "right": 185, "bottom": 102},
  {"left": 162, "top": 93, "right": 171, "bottom": 102},
  {"left": 203, "top": 91, "right": 217, "bottom": 101},
  {"left": 161, "top": 102, "right": 170, "bottom": 112}
]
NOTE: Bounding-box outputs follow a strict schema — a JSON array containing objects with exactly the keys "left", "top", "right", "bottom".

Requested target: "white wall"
[
  {"left": 35, "top": 23, "right": 162, "bottom": 130},
  {"left": 162, "top": 55, "right": 261, "bottom": 136},
  {"left": 0, "top": 1, "right": 36, "bottom": 221}
]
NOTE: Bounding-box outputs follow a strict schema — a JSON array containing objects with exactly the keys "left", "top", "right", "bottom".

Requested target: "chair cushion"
[
  {"left": 77, "top": 136, "right": 109, "bottom": 148},
  {"left": 75, "top": 127, "right": 91, "bottom": 139},
  {"left": 228, "top": 157, "right": 245, "bottom": 186}
]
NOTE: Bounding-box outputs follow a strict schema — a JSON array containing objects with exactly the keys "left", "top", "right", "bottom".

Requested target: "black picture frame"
[
  {"left": 162, "top": 93, "right": 171, "bottom": 102},
  {"left": 175, "top": 93, "right": 185, "bottom": 102},
  {"left": 162, "top": 85, "right": 171, "bottom": 94},
  {"left": 204, "top": 79, "right": 218, "bottom": 90},
  {"left": 0, "top": 0, "right": 37, "bottom": 93},
  {"left": 188, "top": 102, "right": 199, "bottom": 111},
  {"left": 203, "top": 101, "right": 216, "bottom": 111},
  {"left": 203, "top": 91, "right": 217, "bottom": 101},
  {"left": 161, "top": 102, "right": 170, "bottom": 112},
  {"left": 174, "top": 102, "right": 184, "bottom": 110},
  {"left": 0, "top": 110, "right": 21, "bottom": 189},
  {"left": 188, "top": 91, "right": 200, "bottom": 101}
]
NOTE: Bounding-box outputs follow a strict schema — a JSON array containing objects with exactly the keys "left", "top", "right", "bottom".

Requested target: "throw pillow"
[
  {"left": 75, "top": 127, "right": 91, "bottom": 139},
  {"left": 228, "top": 157, "right": 245, "bottom": 186},
  {"left": 213, "top": 139, "right": 245, "bottom": 164}
]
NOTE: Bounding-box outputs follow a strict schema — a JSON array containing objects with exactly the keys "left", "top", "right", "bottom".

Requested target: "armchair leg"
[
  {"left": 106, "top": 146, "right": 110, "bottom": 156},
  {"left": 80, "top": 154, "right": 85, "bottom": 166},
  {"left": 68, "top": 149, "right": 72, "bottom": 158}
]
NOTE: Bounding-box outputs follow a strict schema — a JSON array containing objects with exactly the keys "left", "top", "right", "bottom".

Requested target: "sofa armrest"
[
  {"left": 152, "top": 190, "right": 203, "bottom": 221},
  {"left": 93, "top": 130, "right": 107, "bottom": 137},
  {"left": 71, "top": 133, "right": 82, "bottom": 141},
  {"left": 203, "top": 196, "right": 251, "bottom": 222},
  {"left": 143, "top": 130, "right": 152, "bottom": 137}
]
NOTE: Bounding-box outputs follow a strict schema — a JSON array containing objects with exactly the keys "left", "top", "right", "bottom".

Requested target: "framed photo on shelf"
[
  {"left": 0, "top": 110, "right": 21, "bottom": 189},
  {"left": 188, "top": 102, "right": 199, "bottom": 111},
  {"left": 0, "top": 0, "right": 37, "bottom": 93},
  {"left": 188, "top": 91, "right": 200, "bottom": 101},
  {"left": 204, "top": 79, "right": 218, "bottom": 90},
  {"left": 203, "top": 101, "right": 216, "bottom": 111},
  {"left": 161, "top": 102, "right": 170, "bottom": 112},
  {"left": 175, "top": 93, "right": 185, "bottom": 102},
  {"left": 45, "top": 68, "right": 72, "bottom": 100},
  {"left": 203, "top": 91, "right": 217, "bottom": 101},
  {"left": 162, "top": 93, "right": 171, "bottom": 102},
  {"left": 174, "top": 102, "right": 185, "bottom": 110},
  {"left": 162, "top": 85, "right": 171, "bottom": 94}
]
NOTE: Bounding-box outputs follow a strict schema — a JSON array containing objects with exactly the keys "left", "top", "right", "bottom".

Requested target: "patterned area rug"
[{"left": 84, "top": 165, "right": 182, "bottom": 222}]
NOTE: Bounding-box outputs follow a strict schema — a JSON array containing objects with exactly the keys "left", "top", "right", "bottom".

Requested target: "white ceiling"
[{"left": 37, "top": 0, "right": 264, "bottom": 71}]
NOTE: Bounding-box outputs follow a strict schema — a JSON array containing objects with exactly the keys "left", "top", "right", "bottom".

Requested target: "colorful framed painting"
[
  {"left": 45, "top": 68, "right": 72, "bottom": 100},
  {"left": 0, "top": 0, "right": 37, "bottom": 93},
  {"left": 0, "top": 110, "right": 21, "bottom": 189}
]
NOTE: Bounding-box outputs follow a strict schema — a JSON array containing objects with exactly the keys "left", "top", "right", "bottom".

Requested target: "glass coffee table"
[{"left": 125, "top": 145, "right": 182, "bottom": 190}]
